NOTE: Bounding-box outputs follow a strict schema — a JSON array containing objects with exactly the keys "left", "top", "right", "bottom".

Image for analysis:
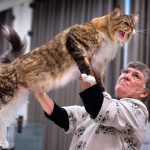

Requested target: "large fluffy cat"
[{"left": 0, "top": 7, "right": 138, "bottom": 148}]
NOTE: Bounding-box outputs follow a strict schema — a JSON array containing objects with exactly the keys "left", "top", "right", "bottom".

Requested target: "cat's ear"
[
  {"left": 131, "top": 13, "right": 139, "bottom": 23},
  {"left": 110, "top": 6, "right": 122, "bottom": 20}
]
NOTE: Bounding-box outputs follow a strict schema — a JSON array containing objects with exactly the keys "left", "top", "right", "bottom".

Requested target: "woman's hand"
[
  {"left": 19, "top": 83, "right": 45, "bottom": 100},
  {"left": 19, "top": 82, "right": 54, "bottom": 115}
]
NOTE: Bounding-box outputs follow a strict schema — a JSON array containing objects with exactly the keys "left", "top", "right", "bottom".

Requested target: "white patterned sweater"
[{"left": 64, "top": 96, "right": 148, "bottom": 150}]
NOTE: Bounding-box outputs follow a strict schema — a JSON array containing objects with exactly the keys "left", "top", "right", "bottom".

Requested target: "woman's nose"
[{"left": 123, "top": 73, "right": 131, "bottom": 80}]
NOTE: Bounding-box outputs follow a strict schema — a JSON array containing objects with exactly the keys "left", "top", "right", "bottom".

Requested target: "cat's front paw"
[
  {"left": 0, "top": 138, "right": 9, "bottom": 149},
  {"left": 102, "top": 91, "right": 112, "bottom": 99},
  {"left": 81, "top": 74, "right": 96, "bottom": 85}
]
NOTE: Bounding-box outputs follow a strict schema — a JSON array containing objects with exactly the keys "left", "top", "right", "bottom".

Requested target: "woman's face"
[{"left": 115, "top": 67, "right": 148, "bottom": 99}]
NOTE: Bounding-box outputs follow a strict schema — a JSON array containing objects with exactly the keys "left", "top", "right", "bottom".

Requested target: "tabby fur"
[{"left": 0, "top": 7, "right": 138, "bottom": 148}]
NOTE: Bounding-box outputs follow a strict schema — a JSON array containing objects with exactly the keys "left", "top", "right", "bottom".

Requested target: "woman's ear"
[{"left": 140, "top": 90, "right": 150, "bottom": 99}]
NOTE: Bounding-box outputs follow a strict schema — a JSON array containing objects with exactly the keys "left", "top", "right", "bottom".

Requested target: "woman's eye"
[{"left": 133, "top": 73, "right": 141, "bottom": 80}]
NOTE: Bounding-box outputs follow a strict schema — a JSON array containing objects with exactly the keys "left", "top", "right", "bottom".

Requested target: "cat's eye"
[{"left": 124, "top": 22, "right": 129, "bottom": 26}]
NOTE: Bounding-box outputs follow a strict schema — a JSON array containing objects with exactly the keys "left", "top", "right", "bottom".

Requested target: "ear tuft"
[
  {"left": 131, "top": 13, "right": 139, "bottom": 23},
  {"left": 111, "top": 6, "right": 122, "bottom": 19}
]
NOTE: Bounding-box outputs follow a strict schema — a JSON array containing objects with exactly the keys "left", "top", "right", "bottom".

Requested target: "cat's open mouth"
[{"left": 118, "top": 30, "right": 125, "bottom": 41}]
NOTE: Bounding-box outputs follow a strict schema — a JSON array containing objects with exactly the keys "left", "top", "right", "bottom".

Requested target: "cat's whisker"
[
  {"left": 138, "top": 19, "right": 148, "bottom": 24},
  {"left": 135, "top": 33, "right": 149, "bottom": 38},
  {"left": 134, "top": 29, "right": 150, "bottom": 40},
  {"left": 137, "top": 29, "right": 150, "bottom": 35},
  {"left": 134, "top": 32, "right": 149, "bottom": 41},
  {"left": 136, "top": 29, "right": 150, "bottom": 34}
]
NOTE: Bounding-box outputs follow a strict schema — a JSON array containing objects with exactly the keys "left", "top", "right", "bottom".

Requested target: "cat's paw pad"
[
  {"left": 81, "top": 74, "right": 96, "bottom": 85},
  {"left": 0, "top": 138, "right": 9, "bottom": 149}
]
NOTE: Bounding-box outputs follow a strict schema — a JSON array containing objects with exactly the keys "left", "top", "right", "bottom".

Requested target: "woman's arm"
[
  {"left": 79, "top": 77, "right": 104, "bottom": 119},
  {"left": 19, "top": 84, "right": 69, "bottom": 131},
  {"left": 33, "top": 90, "right": 55, "bottom": 115}
]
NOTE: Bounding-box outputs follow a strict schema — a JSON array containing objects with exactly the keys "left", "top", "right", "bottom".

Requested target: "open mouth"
[{"left": 118, "top": 30, "right": 125, "bottom": 41}]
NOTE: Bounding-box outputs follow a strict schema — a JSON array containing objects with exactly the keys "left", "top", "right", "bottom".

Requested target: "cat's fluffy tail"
[{"left": 0, "top": 25, "right": 26, "bottom": 63}]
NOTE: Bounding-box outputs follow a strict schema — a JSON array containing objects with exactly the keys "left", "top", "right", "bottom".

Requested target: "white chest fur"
[{"left": 91, "top": 33, "right": 121, "bottom": 69}]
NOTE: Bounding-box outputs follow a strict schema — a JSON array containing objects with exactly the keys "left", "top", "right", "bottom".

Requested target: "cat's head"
[{"left": 107, "top": 6, "right": 139, "bottom": 43}]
